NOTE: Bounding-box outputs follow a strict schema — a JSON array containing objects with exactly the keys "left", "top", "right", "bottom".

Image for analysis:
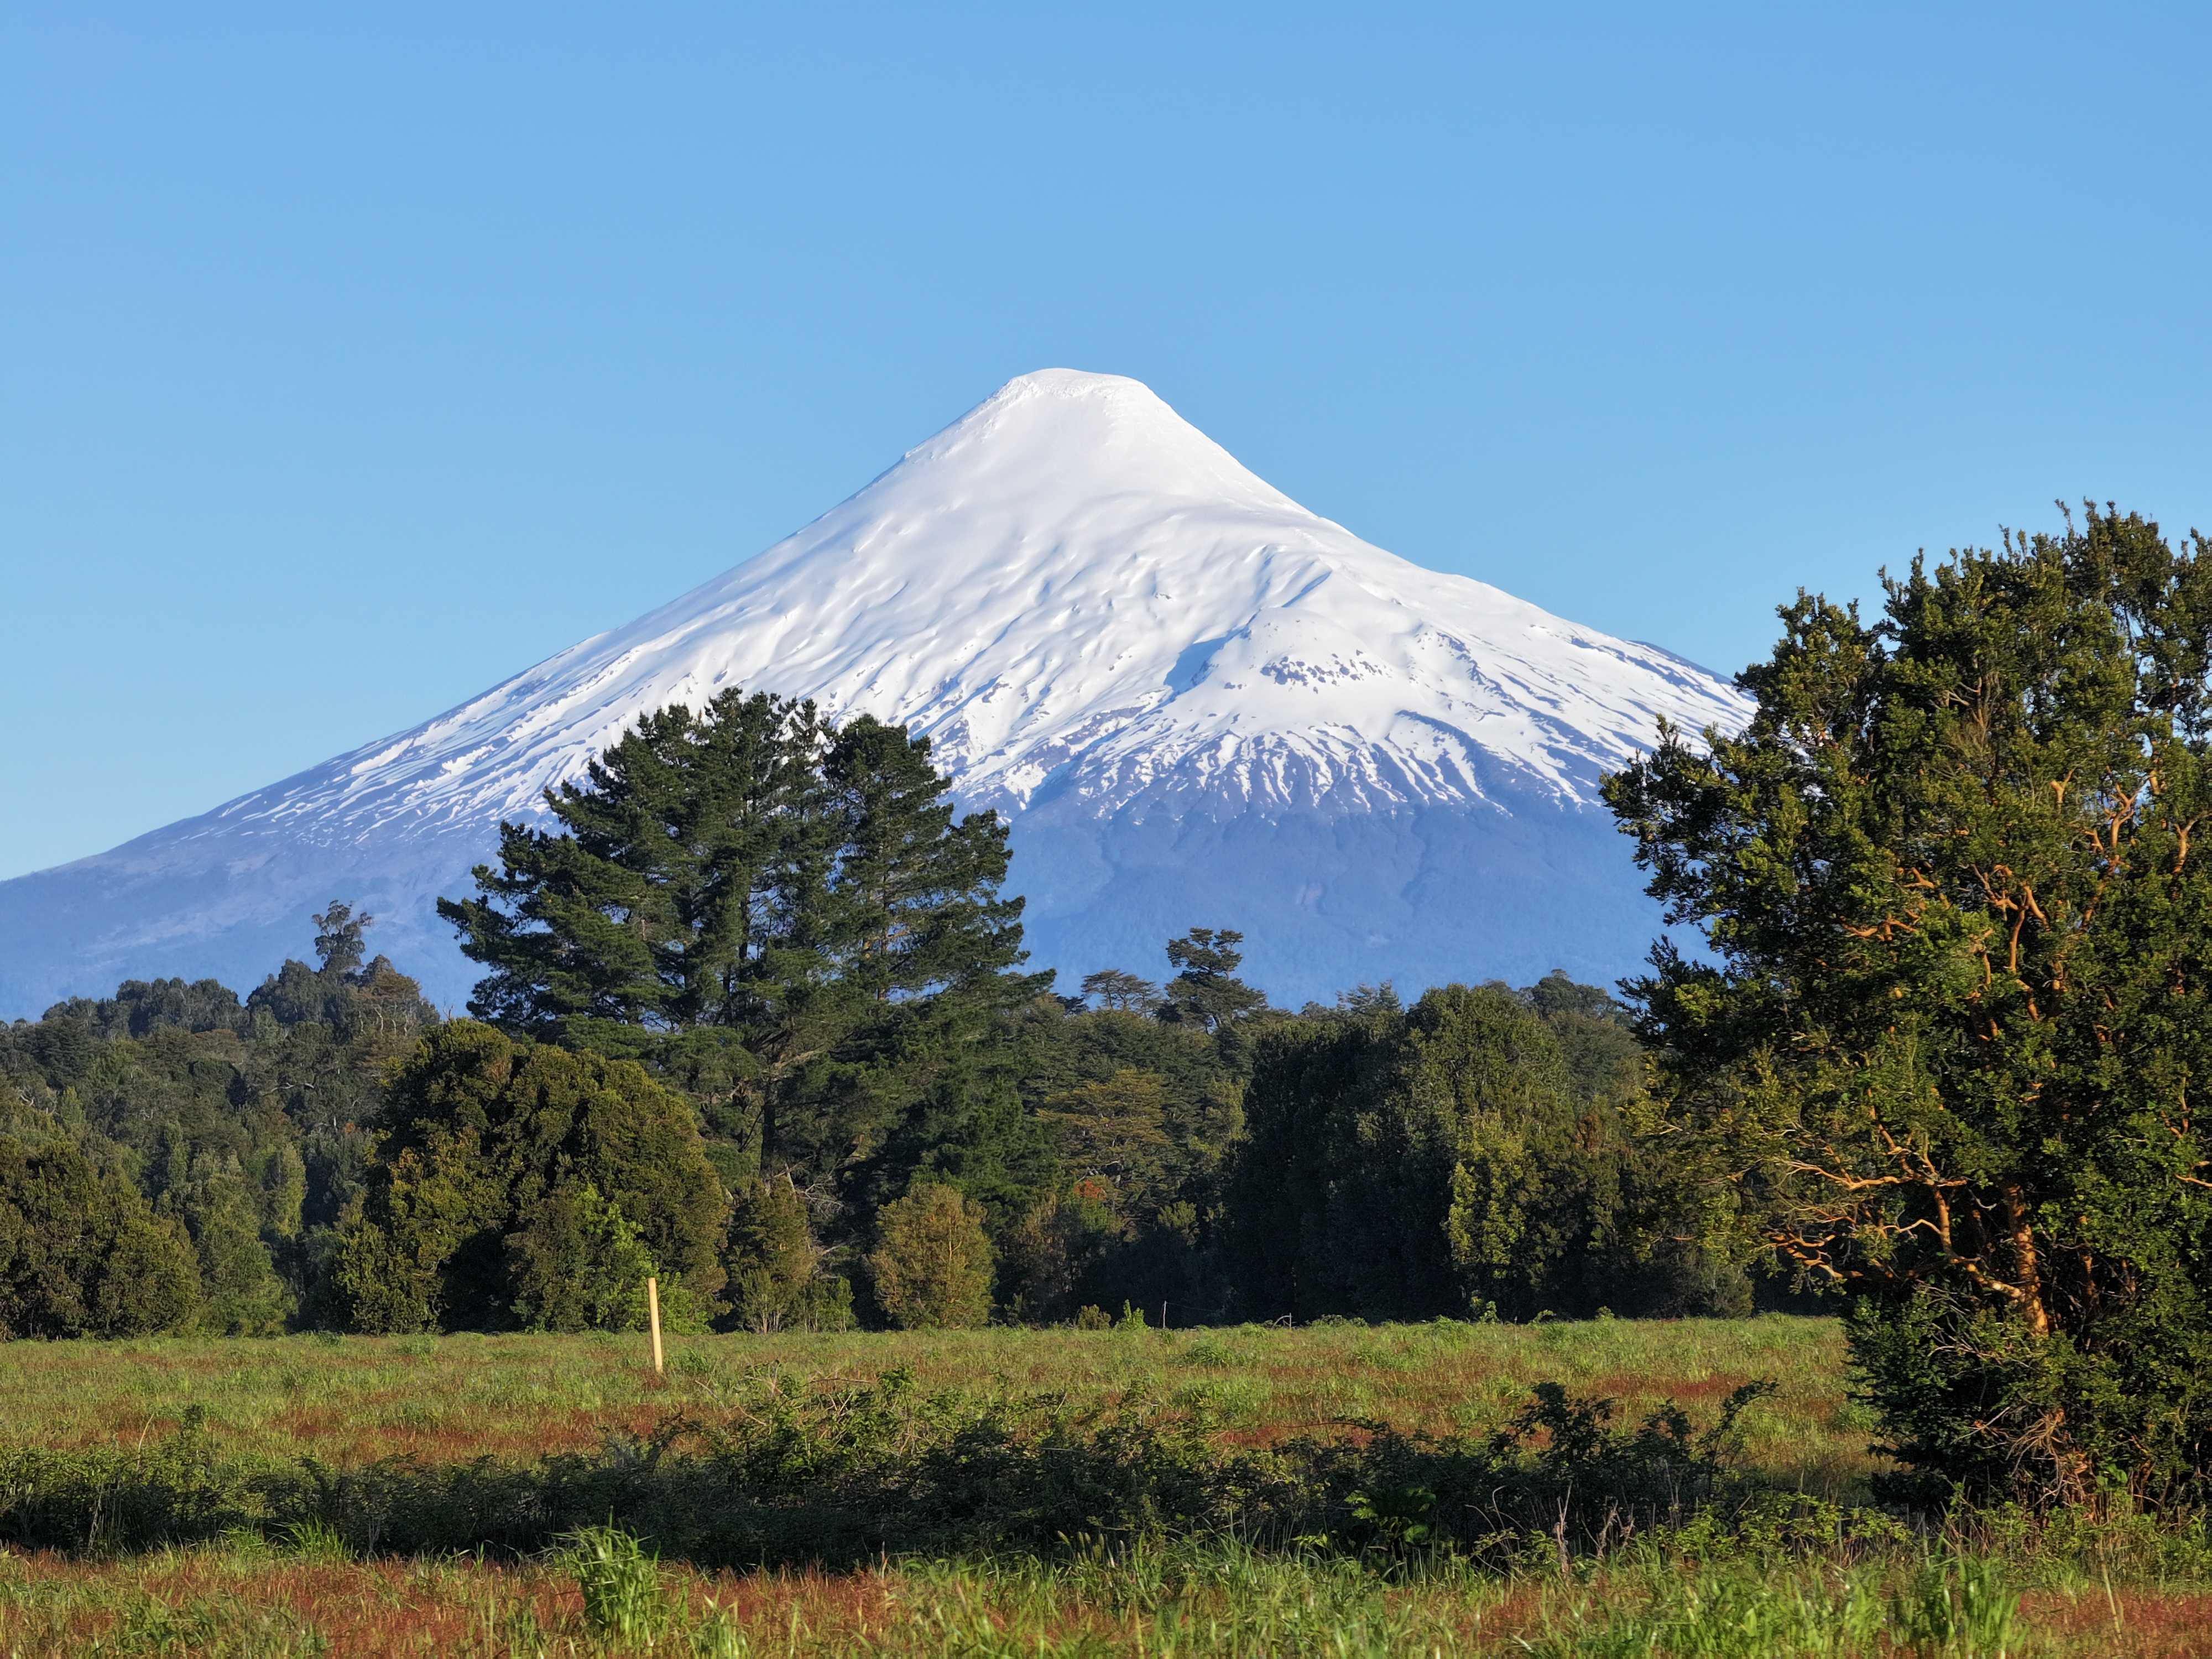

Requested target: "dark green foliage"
[
  {"left": 506, "top": 1181, "right": 661, "bottom": 1333},
  {"left": 1606, "top": 505, "right": 2212, "bottom": 1505},
  {"left": 333, "top": 1022, "right": 728, "bottom": 1332},
  {"left": 438, "top": 689, "right": 1057, "bottom": 1301},
  {"left": 0, "top": 909, "right": 437, "bottom": 1333},
  {"left": 1224, "top": 984, "right": 1583, "bottom": 1321},
  {"left": 1221, "top": 979, "right": 1736, "bottom": 1322},
  {"left": 438, "top": 691, "right": 1036, "bottom": 1045},
  {"left": 39, "top": 977, "right": 248, "bottom": 1040},
  {"left": 1159, "top": 928, "right": 1267, "bottom": 1035},
  {"left": 0, "top": 1134, "right": 200, "bottom": 1337},
  {"left": 1078, "top": 969, "right": 1160, "bottom": 1013},
  {"left": 994, "top": 936, "right": 1251, "bottom": 1323}
]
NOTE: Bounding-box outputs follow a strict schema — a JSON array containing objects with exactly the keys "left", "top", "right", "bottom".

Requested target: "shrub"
[
  {"left": 0, "top": 1133, "right": 200, "bottom": 1337},
  {"left": 868, "top": 1183, "right": 995, "bottom": 1329},
  {"left": 333, "top": 1022, "right": 728, "bottom": 1331},
  {"left": 0, "top": 1374, "right": 1776, "bottom": 1571}
]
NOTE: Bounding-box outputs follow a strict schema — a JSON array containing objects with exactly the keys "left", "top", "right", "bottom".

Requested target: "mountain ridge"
[{"left": 0, "top": 369, "right": 1747, "bottom": 1015}]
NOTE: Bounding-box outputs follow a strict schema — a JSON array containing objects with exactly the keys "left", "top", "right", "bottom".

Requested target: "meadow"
[{"left": 0, "top": 1316, "right": 2206, "bottom": 1656}]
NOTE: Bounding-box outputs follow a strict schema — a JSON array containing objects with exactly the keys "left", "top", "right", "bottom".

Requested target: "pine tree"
[
  {"left": 1159, "top": 929, "right": 1267, "bottom": 1033},
  {"left": 1079, "top": 970, "right": 1160, "bottom": 1013},
  {"left": 440, "top": 693, "right": 1047, "bottom": 1197}
]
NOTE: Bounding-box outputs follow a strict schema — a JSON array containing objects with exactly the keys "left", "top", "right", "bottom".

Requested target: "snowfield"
[{"left": 0, "top": 370, "right": 1749, "bottom": 1015}]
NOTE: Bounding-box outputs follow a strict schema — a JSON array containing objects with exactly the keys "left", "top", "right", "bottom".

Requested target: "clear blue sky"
[{"left": 5, "top": 3, "right": 2208, "bottom": 880}]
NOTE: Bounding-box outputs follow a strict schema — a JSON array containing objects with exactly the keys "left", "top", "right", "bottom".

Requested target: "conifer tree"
[
  {"left": 440, "top": 690, "right": 1053, "bottom": 1248},
  {"left": 1079, "top": 970, "right": 1160, "bottom": 1013},
  {"left": 1158, "top": 929, "right": 1267, "bottom": 1033},
  {"left": 1039, "top": 1068, "right": 1172, "bottom": 1209}
]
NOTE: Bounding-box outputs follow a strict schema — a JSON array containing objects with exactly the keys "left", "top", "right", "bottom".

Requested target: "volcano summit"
[{"left": 0, "top": 371, "right": 1748, "bottom": 1014}]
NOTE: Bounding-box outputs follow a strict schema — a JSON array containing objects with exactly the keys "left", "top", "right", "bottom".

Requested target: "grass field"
[
  {"left": 0, "top": 1316, "right": 2206, "bottom": 1656},
  {"left": 0, "top": 1314, "right": 1866, "bottom": 1483}
]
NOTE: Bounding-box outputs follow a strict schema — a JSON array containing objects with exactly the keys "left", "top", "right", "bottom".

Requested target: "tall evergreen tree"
[
  {"left": 439, "top": 690, "right": 1052, "bottom": 1252},
  {"left": 1079, "top": 970, "right": 1161, "bottom": 1014}
]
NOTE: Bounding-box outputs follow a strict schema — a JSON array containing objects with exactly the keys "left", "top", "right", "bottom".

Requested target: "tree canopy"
[
  {"left": 439, "top": 691, "right": 1035, "bottom": 1044},
  {"left": 334, "top": 1021, "right": 728, "bottom": 1333},
  {"left": 1608, "top": 505, "right": 2212, "bottom": 1504}
]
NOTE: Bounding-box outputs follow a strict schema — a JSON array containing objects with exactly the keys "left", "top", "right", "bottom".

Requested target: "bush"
[
  {"left": 333, "top": 1023, "right": 728, "bottom": 1331},
  {"left": 0, "top": 1133, "right": 200, "bottom": 1337},
  {"left": 868, "top": 1183, "right": 995, "bottom": 1329}
]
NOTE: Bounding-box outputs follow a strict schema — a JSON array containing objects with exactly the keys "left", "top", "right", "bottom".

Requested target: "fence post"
[{"left": 646, "top": 1275, "right": 665, "bottom": 1376}]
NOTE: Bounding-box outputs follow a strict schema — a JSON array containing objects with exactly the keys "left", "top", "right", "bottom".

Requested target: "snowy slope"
[{"left": 0, "top": 371, "right": 1748, "bottom": 1015}]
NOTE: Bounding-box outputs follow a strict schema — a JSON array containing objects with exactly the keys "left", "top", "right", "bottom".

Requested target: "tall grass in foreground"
[{"left": 0, "top": 1530, "right": 2200, "bottom": 1655}]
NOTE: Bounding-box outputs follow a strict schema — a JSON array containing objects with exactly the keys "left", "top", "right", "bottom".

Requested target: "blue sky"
[{"left": 4, "top": 3, "right": 2208, "bottom": 880}]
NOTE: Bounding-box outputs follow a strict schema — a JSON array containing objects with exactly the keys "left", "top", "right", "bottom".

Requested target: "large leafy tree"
[
  {"left": 333, "top": 1021, "right": 727, "bottom": 1332},
  {"left": 1223, "top": 984, "right": 1621, "bottom": 1322},
  {"left": 0, "top": 1134, "right": 201, "bottom": 1338},
  {"left": 1607, "top": 507, "right": 2212, "bottom": 1504}
]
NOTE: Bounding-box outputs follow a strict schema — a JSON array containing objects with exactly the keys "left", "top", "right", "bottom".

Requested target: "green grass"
[
  {"left": 0, "top": 1531, "right": 2206, "bottom": 1656},
  {"left": 0, "top": 1317, "right": 2206, "bottom": 1654},
  {"left": 0, "top": 1314, "right": 1867, "bottom": 1491}
]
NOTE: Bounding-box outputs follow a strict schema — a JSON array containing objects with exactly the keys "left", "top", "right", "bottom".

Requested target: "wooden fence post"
[{"left": 646, "top": 1275, "right": 665, "bottom": 1376}]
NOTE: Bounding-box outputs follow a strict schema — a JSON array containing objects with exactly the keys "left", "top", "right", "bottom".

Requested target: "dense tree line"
[
  {"left": 0, "top": 690, "right": 1748, "bottom": 1339},
  {"left": 0, "top": 905, "right": 434, "bottom": 1335},
  {"left": 18, "top": 507, "right": 2212, "bottom": 1521}
]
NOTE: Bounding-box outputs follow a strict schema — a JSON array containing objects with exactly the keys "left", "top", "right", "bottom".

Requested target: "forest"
[
  {"left": 0, "top": 897, "right": 1750, "bottom": 1344},
  {"left": 11, "top": 507, "right": 2212, "bottom": 1532}
]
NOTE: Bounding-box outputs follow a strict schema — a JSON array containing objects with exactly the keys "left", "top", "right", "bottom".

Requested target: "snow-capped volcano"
[{"left": 0, "top": 370, "right": 1747, "bottom": 1015}]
